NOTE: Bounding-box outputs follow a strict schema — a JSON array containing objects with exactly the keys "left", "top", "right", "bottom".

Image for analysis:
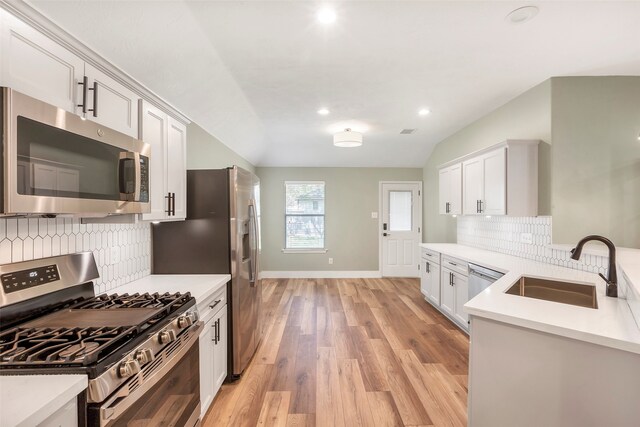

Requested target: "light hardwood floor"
[{"left": 203, "top": 278, "right": 469, "bottom": 427}]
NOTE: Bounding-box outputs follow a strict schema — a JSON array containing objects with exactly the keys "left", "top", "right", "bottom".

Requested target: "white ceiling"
[{"left": 29, "top": 1, "right": 640, "bottom": 167}]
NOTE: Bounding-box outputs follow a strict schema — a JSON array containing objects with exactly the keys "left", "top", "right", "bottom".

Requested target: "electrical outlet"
[
  {"left": 328, "top": 258, "right": 334, "bottom": 265},
  {"left": 110, "top": 247, "right": 120, "bottom": 265},
  {"left": 521, "top": 233, "right": 533, "bottom": 244},
  {"left": 371, "top": 212, "right": 378, "bottom": 219}
]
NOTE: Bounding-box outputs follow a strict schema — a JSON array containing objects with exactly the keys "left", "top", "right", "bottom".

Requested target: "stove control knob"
[
  {"left": 158, "top": 330, "right": 177, "bottom": 344},
  {"left": 118, "top": 360, "right": 141, "bottom": 378},
  {"left": 177, "top": 313, "right": 196, "bottom": 329},
  {"left": 134, "top": 348, "right": 155, "bottom": 365}
]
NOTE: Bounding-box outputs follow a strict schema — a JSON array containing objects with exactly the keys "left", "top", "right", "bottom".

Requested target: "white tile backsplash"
[
  {"left": 0, "top": 217, "right": 151, "bottom": 294},
  {"left": 457, "top": 216, "right": 609, "bottom": 276}
]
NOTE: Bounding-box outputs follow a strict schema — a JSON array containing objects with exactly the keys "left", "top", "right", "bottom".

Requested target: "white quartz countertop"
[
  {"left": 419, "top": 243, "right": 640, "bottom": 354},
  {"left": 114, "top": 274, "right": 230, "bottom": 311},
  {"left": 0, "top": 374, "right": 87, "bottom": 426}
]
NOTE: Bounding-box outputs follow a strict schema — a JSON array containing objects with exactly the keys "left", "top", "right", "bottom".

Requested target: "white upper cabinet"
[
  {"left": 140, "top": 101, "right": 187, "bottom": 222},
  {"left": 438, "top": 163, "right": 462, "bottom": 215},
  {"left": 140, "top": 101, "right": 168, "bottom": 221},
  {"left": 84, "top": 64, "right": 139, "bottom": 138},
  {"left": 1, "top": 10, "right": 139, "bottom": 138},
  {"left": 463, "top": 147, "right": 506, "bottom": 215},
  {"left": 0, "top": 11, "right": 84, "bottom": 113},
  {"left": 443, "top": 140, "right": 539, "bottom": 217},
  {"left": 167, "top": 118, "right": 187, "bottom": 220}
]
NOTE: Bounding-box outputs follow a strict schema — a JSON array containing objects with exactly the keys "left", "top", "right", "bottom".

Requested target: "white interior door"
[{"left": 380, "top": 182, "right": 422, "bottom": 277}]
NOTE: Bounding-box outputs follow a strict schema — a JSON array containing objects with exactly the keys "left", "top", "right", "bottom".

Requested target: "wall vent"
[{"left": 400, "top": 129, "right": 417, "bottom": 134}]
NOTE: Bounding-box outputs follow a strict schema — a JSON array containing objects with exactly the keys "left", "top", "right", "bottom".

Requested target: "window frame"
[{"left": 283, "top": 180, "right": 326, "bottom": 252}]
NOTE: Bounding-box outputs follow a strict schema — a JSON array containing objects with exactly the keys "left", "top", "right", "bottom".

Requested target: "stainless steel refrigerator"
[{"left": 151, "top": 166, "right": 261, "bottom": 379}]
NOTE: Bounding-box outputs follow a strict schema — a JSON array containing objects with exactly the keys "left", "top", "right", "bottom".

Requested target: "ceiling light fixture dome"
[
  {"left": 317, "top": 108, "right": 330, "bottom": 115},
  {"left": 333, "top": 128, "right": 363, "bottom": 148}
]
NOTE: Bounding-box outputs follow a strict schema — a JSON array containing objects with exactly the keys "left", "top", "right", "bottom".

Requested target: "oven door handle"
[
  {"left": 118, "top": 152, "right": 142, "bottom": 202},
  {"left": 99, "top": 321, "right": 203, "bottom": 426}
]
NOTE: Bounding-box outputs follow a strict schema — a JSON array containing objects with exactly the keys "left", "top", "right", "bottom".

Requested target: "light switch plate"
[
  {"left": 371, "top": 212, "right": 378, "bottom": 219},
  {"left": 328, "top": 258, "right": 334, "bottom": 265},
  {"left": 521, "top": 233, "right": 533, "bottom": 244}
]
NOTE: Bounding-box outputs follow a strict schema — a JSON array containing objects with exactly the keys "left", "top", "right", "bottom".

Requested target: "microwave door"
[{"left": 118, "top": 152, "right": 141, "bottom": 202}]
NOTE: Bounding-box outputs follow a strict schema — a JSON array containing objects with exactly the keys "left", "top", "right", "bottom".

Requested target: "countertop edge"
[{"left": 0, "top": 375, "right": 87, "bottom": 427}]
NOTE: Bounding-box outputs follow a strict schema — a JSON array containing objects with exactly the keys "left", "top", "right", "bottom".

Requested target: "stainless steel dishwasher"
[{"left": 468, "top": 263, "right": 505, "bottom": 301}]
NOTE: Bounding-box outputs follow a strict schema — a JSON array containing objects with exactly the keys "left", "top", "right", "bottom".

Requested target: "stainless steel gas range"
[{"left": 0, "top": 252, "right": 203, "bottom": 426}]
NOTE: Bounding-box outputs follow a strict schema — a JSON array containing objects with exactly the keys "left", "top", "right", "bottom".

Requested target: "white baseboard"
[{"left": 261, "top": 270, "right": 382, "bottom": 279}]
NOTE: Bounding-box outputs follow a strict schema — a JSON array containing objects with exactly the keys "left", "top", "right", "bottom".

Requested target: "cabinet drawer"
[
  {"left": 198, "top": 285, "right": 227, "bottom": 324},
  {"left": 442, "top": 256, "right": 468, "bottom": 276},
  {"left": 421, "top": 248, "right": 441, "bottom": 264}
]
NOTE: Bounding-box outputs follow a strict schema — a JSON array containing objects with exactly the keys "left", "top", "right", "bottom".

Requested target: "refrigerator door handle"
[{"left": 248, "top": 201, "right": 258, "bottom": 287}]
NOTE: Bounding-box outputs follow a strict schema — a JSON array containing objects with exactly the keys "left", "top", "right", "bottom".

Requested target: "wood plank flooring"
[{"left": 203, "top": 278, "right": 469, "bottom": 427}]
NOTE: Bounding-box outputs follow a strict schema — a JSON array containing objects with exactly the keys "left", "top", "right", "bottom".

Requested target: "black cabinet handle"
[
  {"left": 212, "top": 320, "right": 218, "bottom": 344},
  {"left": 172, "top": 193, "right": 176, "bottom": 216},
  {"left": 77, "top": 76, "right": 88, "bottom": 114},
  {"left": 165, "top": 192, "right": 172, "bottom": 215},
  {"left": 479, "top": 200, "right": 483, "bottom": 213},
  {"left": 215, "top": 318, "right": 220, "bottom": 343},
  {"left": 450, "top": 272, "right": 454, "bottom": 286},
  {"left": 476, "top": 199, "right": 480, "bottom": 213},
  {"left": 88, "top": 81, "right": 98, "bottom": 117}
]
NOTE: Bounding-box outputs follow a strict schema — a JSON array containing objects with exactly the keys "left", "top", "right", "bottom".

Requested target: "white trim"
[
  {"left": 438, "top": 139, "right": 540, "bottom": 169},
  {"left": 261, "top": 271, "right": 382, "bottom": 279},
  {"left": 0, "top": 1, "right": 191, "bottom": 124},
  {"left": 281, "top": 249, "right": 328, "bottom": 254}
]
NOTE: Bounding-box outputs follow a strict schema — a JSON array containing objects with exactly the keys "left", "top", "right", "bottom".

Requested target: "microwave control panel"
[
  {"left": 139, "top": 155, "right": 149, "bottom": 203},
  {"left": 1, "top": 264, "right": 60, "bottom": 294}
]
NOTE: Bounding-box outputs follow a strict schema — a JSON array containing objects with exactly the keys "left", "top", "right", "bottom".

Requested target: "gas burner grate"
[
  {"left": 73, "top": 292, "right": 191, "bottom": 311},
  {"left": 0, "top": 326, "right": 137, "bottom": 366}
]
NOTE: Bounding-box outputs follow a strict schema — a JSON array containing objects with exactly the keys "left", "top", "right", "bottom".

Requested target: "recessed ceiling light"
[
  {"left": 317, "top": 7, "right": 336, "bottom": 24},
  {"left": 317, "top": 108, "right": 330, "bottom": 115},
  {"left": 506, "top": 6, "right": 539, "bottom": 24},
  {"left": 418, "top": 108, "right": 430, "bottom": 116}
]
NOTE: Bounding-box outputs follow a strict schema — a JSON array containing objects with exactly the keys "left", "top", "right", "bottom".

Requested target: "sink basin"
[{"left": 505, "top": 276, "right": 598, "bottom": 309}]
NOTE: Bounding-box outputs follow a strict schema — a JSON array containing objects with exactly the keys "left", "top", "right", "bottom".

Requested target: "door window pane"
[{"left": 389, "top": 191, "right": 412, "bottom": 231}]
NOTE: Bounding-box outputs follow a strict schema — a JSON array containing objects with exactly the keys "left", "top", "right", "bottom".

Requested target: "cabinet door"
[
  {"left": 199, "top": 318, "right": 215, "bottom": 417},
  {"left": 213, "top": 305, "right": 228, "bottom": 394},
  {"left": 438, "top": 168, "right": 449, "bottom": 214},
  {"left": 84, "top": 63, "right": 139, "bottom": 137},
  {"left": 453, "top": 272, "right": 469, "bottom": 326},
  {"left": 427, "top": 262, "right": 441, "bottom": 306},
  {"left": 140, "top": 101, "right": 168, "bottom": 221},
  {"left": 448, "top": 163, "right": 462, "bottom": 215},
  {"left": 440, "top": 268, "right": 454, "bottom": 316},
  {"left": 1, "top": 11, "right": 84, "bottom": 113},
  {"left": 166, "top": 117, "right": 187, "bottom": 220},
  {"left": 463, "top": 157, "right": 483, "bottom": 215},
  {"left": 39, "top": 396, "right": 78, "bottom": 427},
  {"left": 420, "top": 259, "right": 429, "bottom": 297},
  {"left": 481, "top": 148, "right": 506, "bottom": 215}
]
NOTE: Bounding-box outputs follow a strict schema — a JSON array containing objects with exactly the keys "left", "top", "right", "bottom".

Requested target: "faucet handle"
[{"left": 598, "top": 273, "right": 610, "bottom": 284}]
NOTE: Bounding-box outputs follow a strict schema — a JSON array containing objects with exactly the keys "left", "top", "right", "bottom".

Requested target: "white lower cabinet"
[
  {"left": 199, "top": 286, "right": 228, "bottom": 418},
  {"left": 440, "top": 268, "right": 455, "bottom": 317},
  {"left": 422, "top": 252, "right": 469, "bottom": 332},
  {"left": 421, "top": 258, "right": 441, "bottom": 306},
  {"left": 39, "top": 396, "right": 78, "bottom": 427},
  {"left": 452, "top": 271, "right": 469, "bottom": 326}
]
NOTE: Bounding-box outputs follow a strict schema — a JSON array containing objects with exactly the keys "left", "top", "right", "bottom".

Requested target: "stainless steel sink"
[{"left": 505, "top": 276, "right": 598, "bottom": 309}]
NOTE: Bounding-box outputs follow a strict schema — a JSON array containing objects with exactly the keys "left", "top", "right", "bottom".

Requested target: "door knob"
[{"left": 383, "top": 232, "right": 390, "bottom": 237}]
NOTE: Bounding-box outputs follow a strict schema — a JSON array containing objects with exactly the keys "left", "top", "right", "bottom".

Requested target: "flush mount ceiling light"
[
  {"left": 317, "top": 108, "right": 330, "bottom": 115},
  {"left": 333, "top": 128, "right": 363, "bottom": 148},
  {"left": 317, "top": 7, "right": 337, "bottom": 24},
  {"left": 506, "top": 6, "right": 539, "bottom": 24},
  {"left": 418, "top": 108, "right": 431, "bottom": 116}
]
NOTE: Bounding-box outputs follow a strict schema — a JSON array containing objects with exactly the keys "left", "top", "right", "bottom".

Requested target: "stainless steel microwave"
[{"left": 1, "top": 88, "right": 150, "bottom": 216}]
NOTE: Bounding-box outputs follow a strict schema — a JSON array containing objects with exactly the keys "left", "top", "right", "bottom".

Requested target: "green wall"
[
  {"left": 186, "top": 122, "right": 255, "bottom": 172},
  {"left": 551, "top": 77, "right": 640, "bottom": 247},
  {"left": 422, "top": 80, "right": 552, "bottom": 243},
  {"left": 257, "top": 167, "right": 423, "bottom": 271}
]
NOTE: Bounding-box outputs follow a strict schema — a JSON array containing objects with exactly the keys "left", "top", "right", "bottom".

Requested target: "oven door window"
[
  {"left": 102, "top": 342, "right": 200, "bottom": 427},
  {"left": 16, "top": 116, "right": 132, "bottom": 201}
]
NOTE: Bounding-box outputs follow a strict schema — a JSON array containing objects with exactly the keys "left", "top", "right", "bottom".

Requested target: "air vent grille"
[{"left": 400, "top": 129, "right": 417, "bottom": 134}]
